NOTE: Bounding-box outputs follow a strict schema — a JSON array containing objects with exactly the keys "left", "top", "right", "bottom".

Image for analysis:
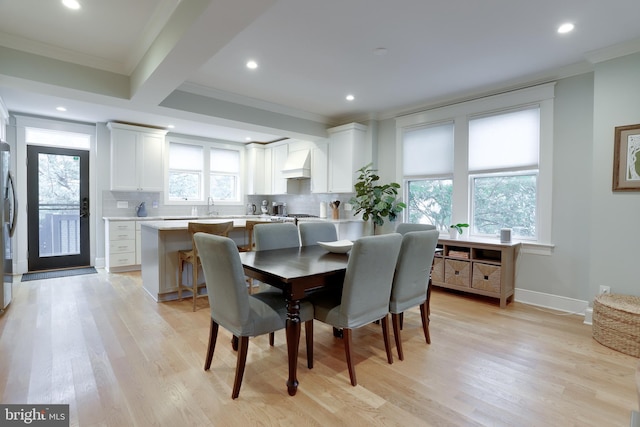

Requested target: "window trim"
[
  {"left": 164, "top": 136, "right": 244, "bottom": 206},
  {"left": 395, "top": 82, "right": 555, "bottom": 245}
]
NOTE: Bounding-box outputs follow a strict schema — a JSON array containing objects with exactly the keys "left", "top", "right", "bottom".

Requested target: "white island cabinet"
[{"left": 140, "top": 219, "right": 248, "bottom": 302}]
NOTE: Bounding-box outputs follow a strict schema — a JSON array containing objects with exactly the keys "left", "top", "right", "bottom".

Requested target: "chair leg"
[
  {"left": 399, "top": 312, "right": 404, "bottom": 330},
  {"left": 269, "top": 332, "right": 275, "bottom": 346},
  {"left": 305, "top": 320, "right": 314, "bottom": 369},
  {"left": 391, "top": 312, "right": 404, "bottom": 361},
  {"left": 177, "top": 258, "right": 183, "bottom": 301},
  {"left": 204, "top": 318, "right": 219, "bottom": 370},
  {"left": 381, "top": 314, "right": 393, "bottom": 365},
  {"left": 232, "top": 336, "right": 249, "bottom": 399},
  {"left": 343, "top": 328, "right": 357, "bottom": 386},
  {"left": 192, "top": 258, "right": 198, "bottom": 312},
  {"left": 231, "top": 335, "right": 238, "bottom": 351},
  {"left": 420, "top": 301, "right": 431, "bottom": 344}
]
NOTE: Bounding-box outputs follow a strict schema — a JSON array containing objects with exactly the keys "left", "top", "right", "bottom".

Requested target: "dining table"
[{"left": 238, "top": 245, "right": 349, "bottom": 396}]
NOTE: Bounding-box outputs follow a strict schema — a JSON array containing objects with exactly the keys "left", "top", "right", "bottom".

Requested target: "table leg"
[{"left": 286, "top": 298, "right": 301, "bottom": 396}]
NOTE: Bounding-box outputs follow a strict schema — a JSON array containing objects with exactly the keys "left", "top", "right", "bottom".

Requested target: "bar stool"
[{"left": 178, "top": 221, "right": 234, "bottom": 311}]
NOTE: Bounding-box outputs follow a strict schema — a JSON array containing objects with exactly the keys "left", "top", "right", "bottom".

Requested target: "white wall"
[{"left": 375, "top": 52, "right": 640, "bottom": 310}]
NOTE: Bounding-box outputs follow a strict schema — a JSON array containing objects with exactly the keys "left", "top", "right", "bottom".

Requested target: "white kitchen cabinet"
[
  {"left": 271, "top": 143, "right": 288, "bottom": 194},
  {"left": 108, "top": 122, "right": 167, "bottom": 192},
  {"left": 327, "top": 123, "right": 369, "bottom": 193},
  {"left": 311, "top": 142, "right": 328, "bottom": 193},
  {"left": 245, "top": 143, "right": 266, "bottom": 195},
  {"left": 105, "top": 220, "right": 138, "bottom": 272}
]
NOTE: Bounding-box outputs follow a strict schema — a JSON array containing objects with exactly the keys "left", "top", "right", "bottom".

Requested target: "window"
[
  {"left": 469, "top": 108, "right": 540, "bottom": 239},
  {"left": 210, "top": 148, "right": 240, "bottom": 201},
  {"left": 166, "top": 138, "right": 242, "bottom": 204},
  {"left": 396, "top": 83, "right": 554, "bottom": 245},
  {"left": 402, "top": 122, "right": 454, "bottom": 232},
  {"left": 168, "top": 143, "right": 203, "bottom": 201}
]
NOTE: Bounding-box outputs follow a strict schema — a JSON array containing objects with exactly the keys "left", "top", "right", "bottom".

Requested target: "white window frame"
[
  {"left": 164, "top": 136, "right": 244, "bottom": 206},
  {"left": 395, "top": 83, "right": 555, "bottom": 250}
]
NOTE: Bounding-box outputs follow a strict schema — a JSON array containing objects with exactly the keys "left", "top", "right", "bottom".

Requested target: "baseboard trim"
[{"left": 515, "top": 288, "right": 589, "bottom": 316}]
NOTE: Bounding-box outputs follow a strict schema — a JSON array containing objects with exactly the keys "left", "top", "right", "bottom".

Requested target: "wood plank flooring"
[{"left": 0, "top": 270, "right": 637, "bottom": 426}]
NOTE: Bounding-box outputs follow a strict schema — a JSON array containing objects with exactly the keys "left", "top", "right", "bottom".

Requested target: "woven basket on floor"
[{"left": 593, "top": 294, "right": 640, "bottom": 358}]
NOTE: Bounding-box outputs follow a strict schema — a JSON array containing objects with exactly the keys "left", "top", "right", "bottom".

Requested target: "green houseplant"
[
  {"left": 349, "top": 163, "right": 406, "bottom": 234},
  {"left": 449, "top": 223, "right": 469, "bottom": 239}
]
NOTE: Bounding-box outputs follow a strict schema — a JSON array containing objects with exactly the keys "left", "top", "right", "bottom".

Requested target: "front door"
[{"left": 27, "top": 145, "right": 90, "bottom": 271}]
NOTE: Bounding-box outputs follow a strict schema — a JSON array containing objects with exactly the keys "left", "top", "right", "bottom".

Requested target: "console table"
[{"left": 431, "top": 237, "right": 521, "bottom": 308}]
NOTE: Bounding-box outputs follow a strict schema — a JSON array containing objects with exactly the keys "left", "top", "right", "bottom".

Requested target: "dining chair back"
[
  {"left": 253, "top": 222, "right": 300, "bottom": 251},
  {"left": 237, "top": 220, "right": 271, "bottom": 252},
  {"left": 311, "top": 233, "right": 402, "bottom": 386},
  {"left": 298, "top": 222, "right": 338, "bottom": 246},
  {"left": 395, "top": 222, "right": 437, "bottom": 235},
  {"left": 389, "top": 229, "right": 439, "bottom": 360},
  {"left": 178, "top": 221, "right": 234, "bottom": 311},
  {"left": 194, "top": 232, "right": 314, "bottom": 399}
]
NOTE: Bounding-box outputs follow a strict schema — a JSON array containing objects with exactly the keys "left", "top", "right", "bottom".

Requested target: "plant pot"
[{"left": 449, "top": 228, "right": 459, "bottom": 239}]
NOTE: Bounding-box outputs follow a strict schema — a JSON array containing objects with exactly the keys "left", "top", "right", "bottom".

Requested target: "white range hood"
[{"left": 282, "top": 149, "right": 311, "bottom": 179}]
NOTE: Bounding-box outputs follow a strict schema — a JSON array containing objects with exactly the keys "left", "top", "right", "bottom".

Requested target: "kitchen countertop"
[{"left": 104, "top": 214, "right": 364, "bottom": 223}]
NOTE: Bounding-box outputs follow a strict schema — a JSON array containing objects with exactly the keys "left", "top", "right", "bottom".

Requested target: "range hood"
[{"left": 282, "top": 149, "right": 311, "bottom": 179}]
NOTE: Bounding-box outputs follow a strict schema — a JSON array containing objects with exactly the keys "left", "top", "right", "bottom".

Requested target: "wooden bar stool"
[
  {"left": 238, "top": 220, "right": 271, "bottom": 294},
  {"left": 178, "top": 221, "right": 233, "bottom": 311}
]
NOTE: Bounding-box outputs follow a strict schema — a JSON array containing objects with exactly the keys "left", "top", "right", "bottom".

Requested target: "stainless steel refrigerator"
[{"left": 0, "top": 141, "right": 16, "bottom": 313}]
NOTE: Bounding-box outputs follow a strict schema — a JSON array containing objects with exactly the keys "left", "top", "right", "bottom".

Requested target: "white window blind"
[
  {"left": 210, "top": 148, "right": 239, "bottom": 173},
  {"left": 468, "top": 108, "right": 539, "bottom": 172},
  {"left": 170, "top": 143, "right": 202, "bottom": 170},
  {"left": 402, "top": 122, "right": 454, "bottom": 176}
]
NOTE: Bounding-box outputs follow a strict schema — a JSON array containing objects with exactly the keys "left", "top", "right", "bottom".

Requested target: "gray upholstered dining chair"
[
  {"left": 193, "top": 232, "right": 314, "bottom": 399},
  {"left": 253, "top": 222, "right": 300, "bottom": 251},
  {"left": 298, "top": 222, "right": 338, "bottom": 246},
  {"left": 395, "top": 222, "right": 437, "bottom": 235},
  {"left": 310, "top": 233, "right": 403, "bottom": 386},
  {"left": 389, "top": 230, "right": 439, "bottom": 360}
]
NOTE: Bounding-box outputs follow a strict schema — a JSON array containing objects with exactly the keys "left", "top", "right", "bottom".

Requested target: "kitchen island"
[{"left": 140, "top": 218, "right": 256, "bottom": 302}]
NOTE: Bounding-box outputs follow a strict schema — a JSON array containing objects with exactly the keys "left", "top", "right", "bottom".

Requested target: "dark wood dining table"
[{"left": 238, "top": 245, "right": 349, "bottom": 396}]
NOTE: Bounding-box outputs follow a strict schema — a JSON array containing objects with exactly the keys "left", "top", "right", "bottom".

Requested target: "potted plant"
[
  {"left": 349, "top": 163, "right": 406, "bottom": 235},
  {"left": 449, "top": 223, "right": 469, "bottom": 239}
]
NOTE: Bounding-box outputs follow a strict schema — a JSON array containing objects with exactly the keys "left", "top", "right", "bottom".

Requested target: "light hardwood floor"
[{"left": 0, "top": 270, "right": 637, "bottom": 427}]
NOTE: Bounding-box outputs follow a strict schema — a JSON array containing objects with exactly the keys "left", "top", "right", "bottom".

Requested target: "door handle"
[
  {"left": 7, "top": 171, "right": 17, "bottom": 237},
  {"left": 80, "top": 197, "right": 89, "bottom": 218}
]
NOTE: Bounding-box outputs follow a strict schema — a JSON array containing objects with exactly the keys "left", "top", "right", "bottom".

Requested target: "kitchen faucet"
[{"left": 207, "top": 196, "right": 218, "bottom": 215}]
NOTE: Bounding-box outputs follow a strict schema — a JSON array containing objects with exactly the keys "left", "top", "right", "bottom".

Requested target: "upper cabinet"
[
  {"left": 311, "top": 141, "right": 328, "bottom": 193},
  {"left": 245, "top": 143, "right": 266, "bottom": 195},
  {"left": 271, "top": 143, "right": 289, "bottom": 194},
  {"left": 108, "top": 123, "right": 167, "bottom": 192},
  {"left": 327, "top": 123, "right": 369, "bottom": 193}
]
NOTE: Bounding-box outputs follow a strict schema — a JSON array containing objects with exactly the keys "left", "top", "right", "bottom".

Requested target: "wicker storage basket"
[
  {"left": 431, "top": 257, "right": 444, "bottom": 283},
  {"left": 471, "top": 262, "right": 501, "bottom": 293},
  {"left": 593, "top": 294, "right": 640, "bottom": 357},
  {"left": 444, "top": 259, "right": 470, "bottom": 287}
]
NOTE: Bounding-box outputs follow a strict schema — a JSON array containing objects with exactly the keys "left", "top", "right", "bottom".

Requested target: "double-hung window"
[
  {"left": 403, "top": 122, "right": 454, "bottom": 232},
  {"left": 397, "top": 83, "right": 554, "bottom": 245},
  {"left": 469, "top": 108, "right": 540, "bottom": 239},
  {"left": 166, "top": 139, "right": 242, "bottom": 204}
]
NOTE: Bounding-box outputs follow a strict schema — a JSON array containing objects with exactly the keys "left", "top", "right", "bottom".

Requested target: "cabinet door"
[
  {"left": 245, "top": 145, "right": 265, "bottom": 195},
  {"left": 328, "top": 134, "right": 354, "bottom": 193},
  {"left": 271, "top": 144, "right": 288, "bottom": 194},
  {"left": 110, "top": 129, "right": 139, "bottom": 191},
  {"left": 311, "top": 143, "right": 328, "bottom": 193},
  {"left": 138, "top": 133, "right": 164, "bottom": 191},
  {"left": 263, "top": 147, "right": 273, "bottom": 194}
]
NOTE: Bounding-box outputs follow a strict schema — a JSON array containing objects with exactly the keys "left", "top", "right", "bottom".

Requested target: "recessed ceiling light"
[
  {"left": 62, "top": 0, "right": 81, "bottom": 10},
  {"left": 167, "top": 125, "right": 175, "bottom": 129},
  {"left": 246, "top": 60, "right": 258, "bottom": 69},
  {"left": 56, "top": 106, "right": 67, "bottom": 112},
  {"left": 245, "top": 137, "right": 252, "bottom": 141},
  {"left": 346, "top": 94, "right": 355, "bottom": 101},
  {"left": 557, "top": 22, "right": 574, "bottom": 34}
]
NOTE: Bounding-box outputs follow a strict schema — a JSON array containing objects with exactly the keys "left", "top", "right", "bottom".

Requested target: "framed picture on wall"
[{"left": 613, "top": 123, "right": 640, "bottom": 191}]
